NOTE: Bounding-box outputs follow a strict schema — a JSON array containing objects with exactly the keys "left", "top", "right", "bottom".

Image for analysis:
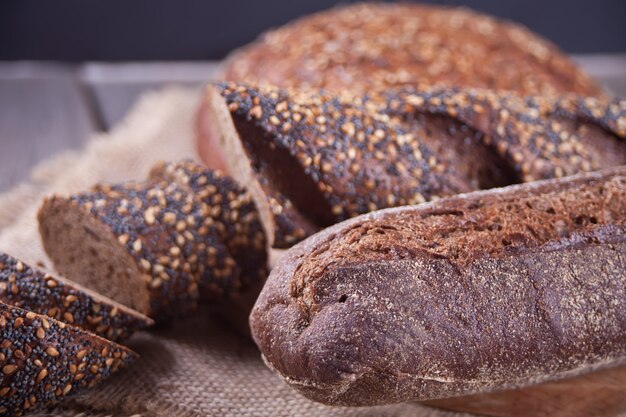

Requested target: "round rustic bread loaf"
[{"left": 220, "top": 3, "right": 603, "bottom": 96}]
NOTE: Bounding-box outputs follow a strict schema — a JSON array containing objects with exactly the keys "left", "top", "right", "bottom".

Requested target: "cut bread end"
[
  {"left": 0, "top": 251, "right": 152, "bottom": 341},
  {"left": 38, "top": 196, "right": 152, "bottom": 317},
  {"left": 204, "top": 85, "right": 330, "bottom": 248},
  {"left": 205, "top": 85, "right": 278, "bottom": 246}
]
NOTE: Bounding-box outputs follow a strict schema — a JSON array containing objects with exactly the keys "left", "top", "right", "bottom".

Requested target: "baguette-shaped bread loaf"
[
  {"left": 38, "top": 160, "right": 267, "bottom": 320},
  {"left": 0, "top": 301, "right": 136, "bottom": 416},
  {"left": 221, "top": 3, "right": 602, "bottom": 96},
  {"left": 200, "top": 82, "right": 626, "bottom": 247},
  {"left": 0, "top": 252, "right": 152, "bottom": 341},
  {"left": 250, "top": 167, "right": 626, "bottom": 406}
]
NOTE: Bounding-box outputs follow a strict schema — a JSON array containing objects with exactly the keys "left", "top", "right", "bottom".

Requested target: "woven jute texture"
[{"left": 0, "top": 87, "right": 465, "bottom": 417}]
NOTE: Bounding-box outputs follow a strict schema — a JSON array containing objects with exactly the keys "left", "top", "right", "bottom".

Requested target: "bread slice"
[
  {"left": 0, "top": 252, "right": 152, "bottom": 341},
  {"left": 250, "top": 166, "right": 626, "bottom": 406},
  {"left": 220, "top": 3, "right": 603, "bottom": 96},
  {"left": 149, "top": 160, "right": 267, "bottom": 289},
  {"left": 38, "top": 161, "right": 267, "bottom": 320},
  {"left": 200, "top": 82, "right": 626, "bottom": 247},
  {"left": 0, "top": 301, "right": 136, "bottom": 416}
]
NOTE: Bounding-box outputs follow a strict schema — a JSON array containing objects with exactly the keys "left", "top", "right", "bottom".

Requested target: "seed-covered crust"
[
  {"left": 39, "top": 161, "right": 267, "bottom": 320},
  {"left": 206, "top": 82, "right": 626, "bottom": 247},
  {"left": 222, "top": 3, "right": 603, "bottom": 96},
  {"left": 0, "top": 301, "right": 136, "bottom": 416},
  {"left": 149, "top": 160, "right": 268, "bottom": 287},
  {"left": 250, "top": 167, "right": 626, "bottom": 406},
  {"left": 0, "top": 253, "right": 152, "bottom": 342},
  {"left": 42, "top": 181, "right": 234, "bottom": 320}
]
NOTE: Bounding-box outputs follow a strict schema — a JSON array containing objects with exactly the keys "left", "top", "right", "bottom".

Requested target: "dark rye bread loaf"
[
  {"left": 250, "top": 167, "right": 626, "bottom": 406},
  {"left": 0, "top": 252, "right": 152, "bottom": 341},
  {"left": 0, "top": 301, "right": 136, "bottom": 416},
  {"left": 38, "top": 160, "right": 267, "bottom": 320},
  {"left": 201, "top": 82, "right": 626, "bottom": 247},
  {"left": 220, "top": 3, "right": 603, "bottom": 96}
]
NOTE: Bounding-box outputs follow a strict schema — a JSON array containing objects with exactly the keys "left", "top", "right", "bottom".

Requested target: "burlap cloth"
[{"left": 0, "top": 87, "right": 469, "bottom": 417}]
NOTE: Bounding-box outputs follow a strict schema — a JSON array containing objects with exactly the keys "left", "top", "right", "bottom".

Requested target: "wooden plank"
[
  {"left": 80, "top": 62, "right": 220, "bottom": 128},
  {"left": 573, "top": 54, "right": 626, "bottom": 96},
  {"left": 424, "top": 364, "right": 626, "bottom": 417},
  {"left": 0, "top": 63, "right": 96, "bottom": 191},
  {"left": 82, "top": 56, "right": 625, "bottom": 131}
]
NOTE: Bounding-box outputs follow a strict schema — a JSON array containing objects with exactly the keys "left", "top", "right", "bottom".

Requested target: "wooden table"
[{"left": 0, "top": 57, "right": 624, "bottom": 192}]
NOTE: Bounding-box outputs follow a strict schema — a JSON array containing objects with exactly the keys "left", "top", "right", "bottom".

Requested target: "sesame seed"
[
  {"left": 144, "top": 208, "right": 156, "bottom": 225},
  {"left": 37, "top": 368, "right": 48, "bottom": 382},
  {"left": 132, "top": 239, "right": 143, "bottom": 252},
  {"left": 2, "top": 364, "right": 17, "bottom": 375},
  {"left": 118, "top": 234, "right": 130, "bottom": 245},
  {"left": 249, "top": 105, "right": 263, "bottom": 119},
  {"left": 140, "top": 259, "right": 151, "bottom": 271},
  {"left": 46, "top": 346, "right": 60, "bottom": 357},
  {"left": 269, "top": 115, "right": 281, "bottom": 125},
  {"left": 163, "top": 212, "right": 177, "bottom": 224}
]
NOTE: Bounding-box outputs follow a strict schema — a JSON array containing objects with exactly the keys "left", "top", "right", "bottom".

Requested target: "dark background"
[{"left": 1, "top": 0, "right": 625, "bottom": 61}]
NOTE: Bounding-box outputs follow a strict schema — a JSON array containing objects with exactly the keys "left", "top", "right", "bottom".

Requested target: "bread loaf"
[
  {"left": 201, "top": 82, "right": 626, "bottom": 247},
  {"left": 200, "top": 2, "right": 608, "bottom": 185},
  {"left": 220, "top": 3, "right": 603, "bottom": 96},
  {"left": 0, "top": 252, "right": 152, "bottom": 341},
  {"left": 250, "top": 167, "right": 626, "bottom": 406},
  {"left": 38, "top": 160, "right": 267, "bottom": 320},
  {"left": 0, "top": 301, "right": 136, "bottom": 416}
]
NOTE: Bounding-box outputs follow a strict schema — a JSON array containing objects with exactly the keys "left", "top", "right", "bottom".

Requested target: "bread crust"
[
  {"left": 250, "top": 167, "right": 626, "bottom": 406},
  {"left": 221, "top": 3, "right": 603, "bottom": 97},
  {"left": 0, "top": 301, "right": 136, "bottom": 416},
  {"left": 39, "top": 161, "right": 267, "bottom": 320},
  {"left": 203, "top": 82, "right": 626, "bottom": 248},
  {"left": 149, "top": 160, "right": 268, "bottom": 292},
  {"left": 0, "top": 252, "right": 152, "bottom": 341}
]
